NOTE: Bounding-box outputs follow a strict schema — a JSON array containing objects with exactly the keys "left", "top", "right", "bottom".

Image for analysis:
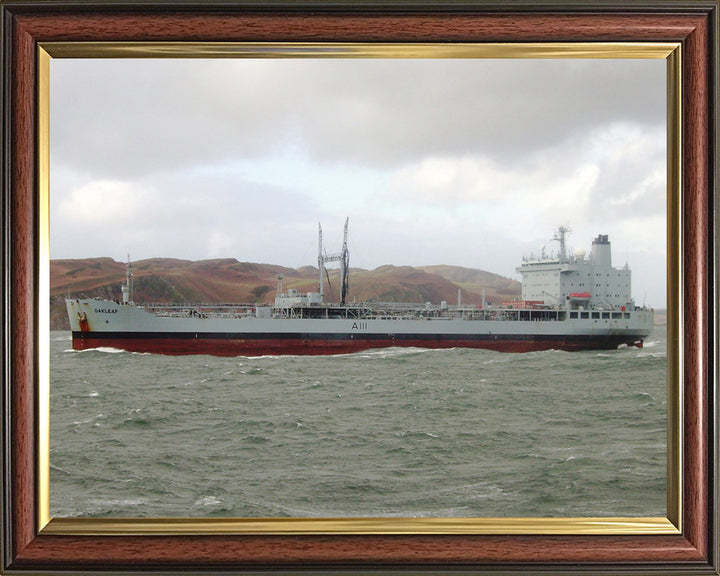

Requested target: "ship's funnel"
[{"left": 591, "top": 234, "right": 612, "bottom": 267}]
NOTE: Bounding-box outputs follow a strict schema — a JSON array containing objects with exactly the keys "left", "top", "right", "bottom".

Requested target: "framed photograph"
[{"left": 1, "top": 1, "right": 717, "bottom": 574}]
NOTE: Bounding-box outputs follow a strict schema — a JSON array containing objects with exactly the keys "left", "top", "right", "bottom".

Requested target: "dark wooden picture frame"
[{"left": 1, "top": 1, "right": 717, "bottom": 573}]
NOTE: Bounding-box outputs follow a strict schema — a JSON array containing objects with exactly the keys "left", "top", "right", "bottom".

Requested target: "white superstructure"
[{"left": 517, "top": 227, "right": 633, "bottom": 311}]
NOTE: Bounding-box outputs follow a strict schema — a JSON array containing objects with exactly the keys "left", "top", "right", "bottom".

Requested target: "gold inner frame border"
[{"left": 36, "top": 41, "right": 682, "bottom": 537}]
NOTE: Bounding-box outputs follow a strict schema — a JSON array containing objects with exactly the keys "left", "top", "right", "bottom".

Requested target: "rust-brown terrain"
[{"left": 51, "top": 258, "right": 521, "bottom": 330}]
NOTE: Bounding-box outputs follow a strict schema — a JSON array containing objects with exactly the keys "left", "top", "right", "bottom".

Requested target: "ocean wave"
[
  {"left": 71, "top": 417, "right": 93, "bottom": 425},
  {"left": 393, "top": 430, "right": 441, "bottom": 440},
  {"left": 635, "top": 352, "right": 666, "bottom": 359},
  {"left": 71, "top": 412, "right": 104, "bottom": 426},
  {"left": 69, "top": 346, "right": 127, "bottom": 354},
  {"left": 356, "top": 346, "right": 457, "bottom": 359},
  {"left": 482, "top": 358, "right": 511, "bottom": 365},
  {"left": 88, "top": 497, "right": 149, "bottom": 508},
  {"left": 193, "top": 495, "right": 223, "bottom": 509},
  {"left": 439, "top": 481, "right": 506, "bottom": 501},
  {"left": 49, "top": 463, "right": 71, "bottom": 475},
  {"left": 63, "top": 346, "right": 153, "bottom": 355}
]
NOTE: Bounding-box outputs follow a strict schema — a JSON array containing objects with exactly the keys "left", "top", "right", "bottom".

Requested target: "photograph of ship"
[{"left": 48, "top": 56, "right": 667, "bottom": 519}]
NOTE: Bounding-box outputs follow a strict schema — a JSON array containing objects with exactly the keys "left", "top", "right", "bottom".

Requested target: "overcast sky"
[{"left": 50, "top": 57, "right": 667, "bottom": 307}]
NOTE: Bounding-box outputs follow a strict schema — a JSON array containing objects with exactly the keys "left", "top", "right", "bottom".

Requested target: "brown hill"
[
  {"left": 418, "top": 265, "right": 522, "bottom": 303},
  {"left": 50, "top": 257, "right": 520, "bottom": 330}
]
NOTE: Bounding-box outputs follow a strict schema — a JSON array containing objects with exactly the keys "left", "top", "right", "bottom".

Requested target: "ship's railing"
[
  {"left": 355, "top": 306, "right": 570, "bottom": 323},
  {"left": 143, "top": 302, "right": 258, "bottom": 319},
  {"left": 139, "top": 300, "right": 649, "bottom": 322},
  {"left": 143, "top": 302, "right": 257, "bottom": 309}
]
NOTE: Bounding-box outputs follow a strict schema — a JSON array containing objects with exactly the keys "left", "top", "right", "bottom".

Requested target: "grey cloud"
[
  {"left": 582, "top": 127, "right": 666, "bottom": 221},
  {"left": 51, "top": 58, "right": 665, "bottom": 179},
  {"left": 301, "top": 59, "right": 665, "bottom": 168},
  {"left": 50, "top": 168, "right": 326, "bottom": 262}
]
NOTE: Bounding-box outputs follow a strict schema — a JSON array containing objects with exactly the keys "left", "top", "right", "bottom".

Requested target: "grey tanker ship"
[{"left": 66, "top": 224, "right": 653, "bottom": 356}]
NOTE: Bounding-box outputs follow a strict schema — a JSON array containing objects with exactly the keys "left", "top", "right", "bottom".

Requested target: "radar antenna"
[{"left": 553, "top": 226, "right": 572, "bottom": 261}]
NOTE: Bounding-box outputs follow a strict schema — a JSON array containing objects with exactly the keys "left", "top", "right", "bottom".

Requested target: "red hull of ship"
[{"left": 71, "top": 333, "right": 644, "bottom": 356}]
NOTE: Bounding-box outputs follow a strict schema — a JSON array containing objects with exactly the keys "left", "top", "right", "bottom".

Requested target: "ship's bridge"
[{"left": 517, "top": 231, "right": 633, "bottom": 310}]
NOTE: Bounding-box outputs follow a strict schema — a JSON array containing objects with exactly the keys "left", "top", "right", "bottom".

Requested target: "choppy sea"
[{"left": 49, "top": 328, "right": 667, "bottom": 518}]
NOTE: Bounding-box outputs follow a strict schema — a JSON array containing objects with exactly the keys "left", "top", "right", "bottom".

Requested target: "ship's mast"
[
  {"left": 318, "top": 223, "right": 324, "bottom": 299},
  {"left": 340, "top": 218, "right": 349, "bottom": 305},
  {"left": 121, "top": 254, "right": 133, "bottom": 304},
  {"left": 317, "top": 218, "right": 350, "bottom": 305}
]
